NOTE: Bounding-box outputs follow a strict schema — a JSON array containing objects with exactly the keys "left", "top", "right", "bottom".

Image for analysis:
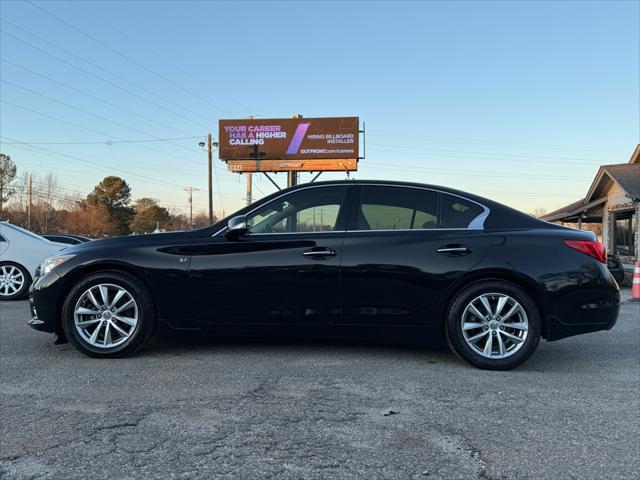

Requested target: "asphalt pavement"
[{"left": 1, "top": 296, "right": 639, "bottom": 480}]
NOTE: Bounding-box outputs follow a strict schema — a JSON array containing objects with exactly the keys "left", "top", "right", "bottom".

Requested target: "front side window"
[
  {"left": 354, "top": 186, "right": 438, "bottom": 230},
  {"left": 247, "top": 186, "right": 348, "bottom": 234},
  {"left": 614, "top": 210, "right": 636, "bottom": 256}
]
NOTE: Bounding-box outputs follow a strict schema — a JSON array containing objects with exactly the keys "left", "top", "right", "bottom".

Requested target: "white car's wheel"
[{"left": 0, "top": 262, "right": 31, "bottom": 300}]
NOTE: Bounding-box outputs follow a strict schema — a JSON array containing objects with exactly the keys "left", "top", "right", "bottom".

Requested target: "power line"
[
  {"left": 365, "top": 129, "right": 622, "bottom": 152},
  {"left": 5, "top": 143, "right": 207, "bottom": 181},
  {"left": 9, "top": 148, "right": 240, "bottom": 205},
  {"left": 25, "top": 1, "right": 237, "bottom": 117},
  {"left": 367, "top": 143, "right": 607, "bottom": 164},
  {"left": 361, "top": 162, "right": 592, "bottom": 181},
  {"left": 1, "top": 79, "right": 207, "bottom": 165},
  {"left": 0, "top": 18, "right": 219, "bottom": 126},
  {"left": 0, "top": 28, "right": 212, "bottom": 130},
  {"left": 0, "top": 97, "right": 204, "bottom": 167},
  {"left": 0, "top": 136, "right": 202, "bottom": 145},
  {"left": 2, "top": 136, "right": 194, "bottom": 190},
  {"left": 1, "top": 56, "right": 201, "bottom": 140}
]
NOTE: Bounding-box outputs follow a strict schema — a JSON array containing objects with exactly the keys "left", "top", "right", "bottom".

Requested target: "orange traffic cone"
[{"left": 630, "top": 261, "right": 640, "bottom": 303}]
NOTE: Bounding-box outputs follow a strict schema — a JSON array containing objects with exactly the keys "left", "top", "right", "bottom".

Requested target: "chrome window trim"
[{"left": 212, "top": 182, "right": 490, "bottom": 237}]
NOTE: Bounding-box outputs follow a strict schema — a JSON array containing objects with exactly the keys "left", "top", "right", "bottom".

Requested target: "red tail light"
[{"left": 563, "top": 240, "right": 606, "bottom": 263}]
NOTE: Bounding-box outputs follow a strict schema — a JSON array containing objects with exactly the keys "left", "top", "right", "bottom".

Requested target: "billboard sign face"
[{"left": 219, "top": 117, "right": 359, "bottom": 161}]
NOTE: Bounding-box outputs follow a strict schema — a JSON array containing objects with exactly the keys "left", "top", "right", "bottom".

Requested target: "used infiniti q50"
[{"left": 28, "top": 180, "right": 620, "bottom": 370}]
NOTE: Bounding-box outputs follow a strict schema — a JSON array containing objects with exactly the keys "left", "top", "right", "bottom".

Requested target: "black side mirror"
[{"left": 225, "top": 215, "right": 248, "bottom": 241}]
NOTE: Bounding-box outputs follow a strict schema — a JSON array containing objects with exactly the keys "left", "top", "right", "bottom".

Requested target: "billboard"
[{"left": 218, "top": 117, "right": 359, "bottom": 161}]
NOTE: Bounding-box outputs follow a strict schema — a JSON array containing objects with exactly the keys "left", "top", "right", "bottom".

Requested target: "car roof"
[
  {"left": 285, "top": 179, "right": 504, "bottom": 209},
  {"left": 201, "top": 178, "right": 547, "bottom": 234}
]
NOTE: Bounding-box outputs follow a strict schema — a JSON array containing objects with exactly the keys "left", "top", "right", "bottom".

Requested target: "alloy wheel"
[
  {"left": 460, "top": 292, "right": 529, "bottom": 359},
  {"left": 73, "top": 283, "right": 139, "bottom": 348},
  {"left": 0, "top": 265, "right": 25, "bottom": 297}
]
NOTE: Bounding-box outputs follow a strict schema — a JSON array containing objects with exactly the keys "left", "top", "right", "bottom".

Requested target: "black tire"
[
  {"left": 445, "top": 280, "right": 541, "bottom": 370},
  {"left": 61, "top": 270, "right": 156, "bottom": 358},
  {"left": 0, "top": 262, "right": 31, "bottom": 301}
]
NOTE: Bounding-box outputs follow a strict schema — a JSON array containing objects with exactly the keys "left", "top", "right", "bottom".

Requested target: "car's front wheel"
[
  {"left": 0, "top": 262, "right": 31, "bottom": 300},
  {"left": 446, "top": 281, "right": 541, "bottom": 370},
  {"left": 61, "top": 271, "right": 155, "bottom": 358}
]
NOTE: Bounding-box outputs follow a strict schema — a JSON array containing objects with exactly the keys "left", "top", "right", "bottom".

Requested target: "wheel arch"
[
  {"left": 437, "top": 268, "right": 550, "bottom": 340},
  {"left": 54, "top": 261, "right": 156, "bottom": 337}
]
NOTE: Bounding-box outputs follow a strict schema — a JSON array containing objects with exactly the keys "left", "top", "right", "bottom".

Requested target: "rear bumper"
[{"left": 544, "top": 285, "right": 620, "bottom": 341}]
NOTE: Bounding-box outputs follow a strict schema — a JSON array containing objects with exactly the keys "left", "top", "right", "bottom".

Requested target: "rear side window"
[
  {"left": 0, "top": 235, "right": 6, "bottom": 242},
  {"left": 440, "top": 193, "right": 485, "bottom": 228},
  {"left": 354, "top": 186, "right": 438, "bottom": 230}
]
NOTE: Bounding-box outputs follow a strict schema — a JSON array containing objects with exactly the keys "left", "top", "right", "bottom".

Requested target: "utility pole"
[
  {"left": 207, "top": 133, "right": 214, "bottom": 224},
  {"left": 184, "top": 186, "right": 199, "bottom": 229},
  {"left": 27, "top": 175, "right": 32, "bottom": 231}
]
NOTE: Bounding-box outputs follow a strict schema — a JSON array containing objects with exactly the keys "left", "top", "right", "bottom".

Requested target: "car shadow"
[{"left": 145, "top": 327, "right": 458, "bottom": 364}]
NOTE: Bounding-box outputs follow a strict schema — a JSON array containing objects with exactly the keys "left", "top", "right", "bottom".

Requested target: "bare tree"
[
  {"left": 530, "top": 208, "right": 548, "bottom": 219},
  {"left": 0, "top": 153, "right": 17, "bottom": 214}
]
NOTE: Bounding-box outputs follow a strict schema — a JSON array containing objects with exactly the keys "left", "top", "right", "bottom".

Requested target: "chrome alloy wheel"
[
  {"left": 74, "top": 283, "right": 139, "bottom": 348},
  {"left": 460, "top": 293, "right": 529, "bottom": 359},
  {"left": 0, "top": 265, "right": 25, "bottom": 297}
]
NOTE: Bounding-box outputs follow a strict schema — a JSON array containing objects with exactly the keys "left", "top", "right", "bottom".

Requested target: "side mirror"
[{"left": 225, "top": 215, "right": 248, "bottom": 241}]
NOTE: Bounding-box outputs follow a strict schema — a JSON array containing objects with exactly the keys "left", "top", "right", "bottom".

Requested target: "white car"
[{"left": 0, "top": 222, "right": 67, "bottom": 300}]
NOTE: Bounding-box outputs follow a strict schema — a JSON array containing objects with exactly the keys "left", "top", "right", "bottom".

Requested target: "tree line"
[{"left": 0, "top": 153, "right": 215, "bottom": 237}]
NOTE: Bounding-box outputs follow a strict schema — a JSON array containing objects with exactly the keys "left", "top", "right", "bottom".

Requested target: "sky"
[{"left": 1, "top": 0, "right": 638, "bottom": 218}]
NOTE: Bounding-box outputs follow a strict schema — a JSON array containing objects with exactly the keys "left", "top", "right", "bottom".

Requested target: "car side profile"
[
  {"left": 28, "top": 180, "right": 620, "bottom": 369},
  {"left": 0, "top": 222, "right": 67, "bottom": 300}
]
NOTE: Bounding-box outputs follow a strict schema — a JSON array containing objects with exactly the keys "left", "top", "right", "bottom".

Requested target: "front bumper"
[{"left": 28, "top": 270, "right": 63, "bottom": 334}]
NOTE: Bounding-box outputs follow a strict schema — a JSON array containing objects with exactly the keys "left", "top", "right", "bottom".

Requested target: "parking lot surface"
[{"left": 1, "top": 298, "right": 639, "bottom": 480}]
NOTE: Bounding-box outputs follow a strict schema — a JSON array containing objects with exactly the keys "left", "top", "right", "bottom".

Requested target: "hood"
[{"left": 62, "top": 230, "right": 200, "bottom": 254}]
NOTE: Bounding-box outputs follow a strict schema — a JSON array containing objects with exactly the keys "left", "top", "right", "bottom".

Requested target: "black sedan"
[{"left": 28, "top": 180, "right": 620, "bottom": 370}]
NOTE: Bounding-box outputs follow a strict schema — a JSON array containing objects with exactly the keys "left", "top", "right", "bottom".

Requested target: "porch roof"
[{"left": 542, "top": 197, "right": 606, "bottom": 223}]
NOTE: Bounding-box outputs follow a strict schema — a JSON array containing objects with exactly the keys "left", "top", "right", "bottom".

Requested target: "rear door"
[{"left": 339, "top": 184, "right": 492, "bottom": 327}]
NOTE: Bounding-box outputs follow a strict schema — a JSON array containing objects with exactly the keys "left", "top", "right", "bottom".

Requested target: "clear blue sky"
[{"left": 1, "top": 0, "right": 638, "bottom": 217}]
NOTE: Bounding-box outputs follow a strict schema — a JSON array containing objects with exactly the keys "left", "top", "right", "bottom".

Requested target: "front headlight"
[{"left": 41, "top": 254, "right": 76, "bottom": 276}]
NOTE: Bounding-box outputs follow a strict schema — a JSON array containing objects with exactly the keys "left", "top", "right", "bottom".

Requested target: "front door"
[
  {"left": 339, "top": 185, "right": 492, "bottom": 326},
  {"left": 186, "top": 185, "right": 351, "bottom": 328}
]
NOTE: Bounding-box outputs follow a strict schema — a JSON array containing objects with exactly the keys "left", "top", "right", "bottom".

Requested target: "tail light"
[{"left": 563, "top": 240, "right": 606, "bottom": 263}]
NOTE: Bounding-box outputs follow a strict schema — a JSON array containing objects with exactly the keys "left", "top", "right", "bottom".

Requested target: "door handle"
[
  {"left": 437, "top": 245, "right": 471, "bottom": 256},
  {"left": 302, "top": 248, "right": 336, "bottom": 258}
]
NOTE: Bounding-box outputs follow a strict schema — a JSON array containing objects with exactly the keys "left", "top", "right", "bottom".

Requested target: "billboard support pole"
[
  {"left": 246, "top": 173, "right": 252, "bottom": 206},
  {"left": 310, "top": 172, "right": 323, "bottom": 183},
  {"left": 287, "top": 171, "right": 298, "bottom": 188},
  {"left": 263, "top": 172, "right": 281, "bottom": 191}
]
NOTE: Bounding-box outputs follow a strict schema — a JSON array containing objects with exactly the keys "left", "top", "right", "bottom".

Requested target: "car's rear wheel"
[
  {"left": 61, "top": 271, "right": 155, "bottom": 358},
  {"left": 0, "top": 262, "right": 31, "bottom": 300},
  {"left": 446, "top": 281, "right": 541, "bottom": 370}
]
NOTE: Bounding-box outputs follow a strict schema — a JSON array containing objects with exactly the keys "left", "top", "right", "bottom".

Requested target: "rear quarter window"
[{"left": 439, "top": 194, "right": 485, "bottom": 228}]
